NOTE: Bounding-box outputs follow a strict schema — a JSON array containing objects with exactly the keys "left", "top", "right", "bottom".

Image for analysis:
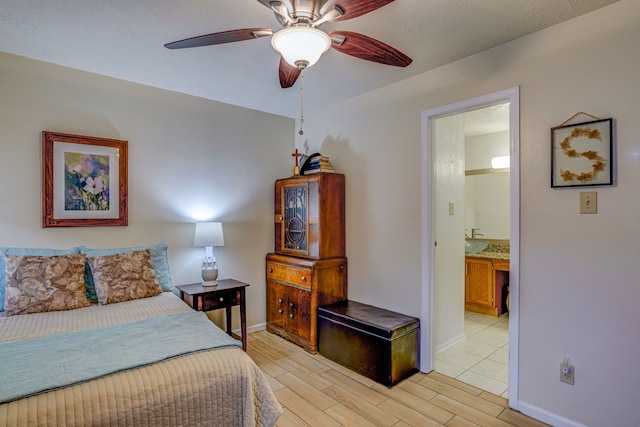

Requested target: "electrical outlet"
[{"left": 560, "top": 357, "right": 575, "bottom": 385}]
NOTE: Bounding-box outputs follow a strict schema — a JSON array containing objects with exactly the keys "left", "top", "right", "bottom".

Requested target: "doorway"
[{"left": 420, "top": 87, "right": 520, "bottom": 409}]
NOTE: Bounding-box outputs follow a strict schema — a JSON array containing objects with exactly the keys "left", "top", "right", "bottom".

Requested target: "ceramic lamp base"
[
  {"left": 201, "top": 266, "right": 219, "bottom": 284},
  {"left": 202, "top": 280, "right": 218, "bottom": 287}
]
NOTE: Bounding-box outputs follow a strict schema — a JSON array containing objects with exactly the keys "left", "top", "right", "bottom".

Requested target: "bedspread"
[
  {"left": 0, "top": 292, "right": 282, "bottom": 427},
  {"left": 1, "top": 311, "right": 240, "bottom": 403}
]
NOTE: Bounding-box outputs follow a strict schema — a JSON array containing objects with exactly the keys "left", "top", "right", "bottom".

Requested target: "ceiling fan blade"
[
  {"left": 329, "top": 30, "right": 412, "bottom": 67},
  {"left": 165, "top": 28, "right": 272, "bottom": 49},
  {"left": 322, "top": 0, "right": 396, "bottom": 21},
  {"left": 279, "top": 57, "right": 301, "bottom": 88}
]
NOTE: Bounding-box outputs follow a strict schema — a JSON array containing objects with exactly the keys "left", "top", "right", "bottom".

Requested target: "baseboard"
[
  {"left": 248, "top": 322, "right": 267, "bottom": 334},
  {"left": 434, "top": 332, "right": 466, "bottom": 354},
  {"left": 231, "top": 323, "right": 267, "bottom": 339},
  {"left": 517, "top": 401, "right": 587, "bottom": 427},
  {"left": 231, "top": 322, "right": 267, "bottom": 336}
]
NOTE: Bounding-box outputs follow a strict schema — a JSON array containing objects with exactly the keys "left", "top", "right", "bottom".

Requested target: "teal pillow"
[
  {"left": 0, "top": 246, "right": 82, "bottom": 312},
  {"left": 80, "top": 243, "right": 172, "bottom": 300}
]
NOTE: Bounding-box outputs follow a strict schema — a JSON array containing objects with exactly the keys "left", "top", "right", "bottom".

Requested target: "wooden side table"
[{"left": 175, "top": 279, "right": 249, "bottom": 351}]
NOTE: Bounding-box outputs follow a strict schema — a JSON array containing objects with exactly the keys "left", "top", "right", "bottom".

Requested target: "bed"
[{"left": 0, "top": 244, "right": 282, "bottom": 427}]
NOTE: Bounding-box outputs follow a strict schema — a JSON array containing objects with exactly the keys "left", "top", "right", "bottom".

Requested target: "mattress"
[{"left": 0, "top": 292, "right": 282, "bottom": 426}]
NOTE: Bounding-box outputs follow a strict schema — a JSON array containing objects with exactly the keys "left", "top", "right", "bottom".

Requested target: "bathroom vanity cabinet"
[{"left": 465, "top": 256, "right": 509, "bottom": 317}]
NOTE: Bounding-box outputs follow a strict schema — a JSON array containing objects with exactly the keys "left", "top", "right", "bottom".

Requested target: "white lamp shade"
[
  {"left": 271, "top": 26, "right": 331, "bottom": 68},
  {"left": 194, "top": 222, "right": 224, "bottom": 247}
]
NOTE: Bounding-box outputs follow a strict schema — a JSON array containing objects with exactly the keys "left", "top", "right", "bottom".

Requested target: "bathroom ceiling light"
[{"left": 491, "top": 155, "right": 510, "bottom": 169}]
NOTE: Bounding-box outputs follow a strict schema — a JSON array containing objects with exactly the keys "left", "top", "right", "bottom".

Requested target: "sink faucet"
[{"left": 471, "top": 228, "right": 484, "bottom": 238}]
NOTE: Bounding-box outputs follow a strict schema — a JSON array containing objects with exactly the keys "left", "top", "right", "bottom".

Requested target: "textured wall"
[
  {"left": 301, "top": 1, "right": 639, "bottom": 425},
  {"left": 0, "top": 52, "right": 293, "bottom": 329}
]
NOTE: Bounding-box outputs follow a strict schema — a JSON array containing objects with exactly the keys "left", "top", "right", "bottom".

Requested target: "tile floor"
[{"left": 434, "top": 311, "right": 510, "bottom": 398}]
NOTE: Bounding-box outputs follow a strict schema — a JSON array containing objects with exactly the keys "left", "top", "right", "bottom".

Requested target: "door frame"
[{"left": 420, "top": 86, "right": 520, "bottom": 409}]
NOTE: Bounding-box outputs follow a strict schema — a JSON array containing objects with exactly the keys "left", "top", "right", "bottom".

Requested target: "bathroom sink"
[{"left": 465, "top": 240, "right": 489, "bottom": 253}]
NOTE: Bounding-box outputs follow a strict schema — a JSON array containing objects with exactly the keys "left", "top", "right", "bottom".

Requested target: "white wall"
[
  {"left": 301, "top": 1, "right": 640, "bottom": 425},
  {"left": 0, "top": 52, "right": 293, "bottom": 330}
]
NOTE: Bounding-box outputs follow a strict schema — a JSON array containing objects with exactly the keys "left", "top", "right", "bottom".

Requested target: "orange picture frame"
[{"left": 42, "top": 131, "right": 128, "bottom": 227}]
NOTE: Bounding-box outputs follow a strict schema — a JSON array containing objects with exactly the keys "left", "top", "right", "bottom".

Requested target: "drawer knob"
[
  {"left": 278, "top": 309, "right": 283, "bottom": 314},
  {"left": 301, "top": 276, "right": 306, "bottom": 281},
  {"left": 219, "top": 297, "right": 224, "bottom": 302},
  {"left": 289, "top": 313, "right": 294, "bottom": 319},
  {"left": 278, "top": 298, "right": 283, "bottom": 304},
  {"left": 268, "top": 268, "right": 273, "bottom": 273},
  {"left": 289, "top": 302, "right": 294, "bottom": 308}
]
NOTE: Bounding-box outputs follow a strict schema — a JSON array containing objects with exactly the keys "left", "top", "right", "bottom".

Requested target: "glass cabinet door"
[{"left": 283, "top": 184, "right": 308, "bottom": 252}]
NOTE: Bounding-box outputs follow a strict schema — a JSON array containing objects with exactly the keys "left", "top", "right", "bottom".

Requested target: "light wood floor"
[{"left": 247, "top": 330, "right": 548, "bottom": 427}]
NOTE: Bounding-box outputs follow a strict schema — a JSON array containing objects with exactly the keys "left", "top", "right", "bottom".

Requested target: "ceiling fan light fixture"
[{"left": 271, "top": 26, "right": 331, "bottom": 69}]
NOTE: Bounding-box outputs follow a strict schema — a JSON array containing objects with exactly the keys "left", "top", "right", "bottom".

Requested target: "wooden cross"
[{"left": 291, "top": 148, "right": 301, "bottom": 167}]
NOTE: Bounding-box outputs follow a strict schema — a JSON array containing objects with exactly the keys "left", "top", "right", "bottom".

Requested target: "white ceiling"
[
  {"left": 0, "top": 0, "right": 618, "bottom": 119},
  {"left": 464, "top": 103, "right": 511, "bottom": 137}
]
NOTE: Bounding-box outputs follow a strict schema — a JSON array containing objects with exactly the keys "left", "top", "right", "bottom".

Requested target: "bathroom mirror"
[{"left": 465, "top": 128, "right": 510, "bottom": 240}]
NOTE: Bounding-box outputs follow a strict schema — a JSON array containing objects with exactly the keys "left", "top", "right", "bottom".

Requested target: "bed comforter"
[{"left": 0, "top": 292, "right": 282, "bottom": 427}]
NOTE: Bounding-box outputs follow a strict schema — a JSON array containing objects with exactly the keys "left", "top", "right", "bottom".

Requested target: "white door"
[{"left": 432, "top": 114, "right": 466, "bottom": 351}]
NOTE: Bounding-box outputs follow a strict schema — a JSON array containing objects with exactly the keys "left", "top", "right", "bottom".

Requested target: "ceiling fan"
[{"left": 164, "top": 0, "right": 412, "bottom": 88}]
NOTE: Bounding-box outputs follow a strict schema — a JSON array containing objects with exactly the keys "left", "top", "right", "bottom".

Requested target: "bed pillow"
[
  {"left": 0, "top": 246, "right": 81, "bottom": 312},
  {"left": 80, "top": 243, "right": 172, "bottom": 300},
  {"left": 86, "top": 249, "right": 162, "bottom": 305},
  {"left": 3, "top": 253, "right": 90, "bottom": 316}
]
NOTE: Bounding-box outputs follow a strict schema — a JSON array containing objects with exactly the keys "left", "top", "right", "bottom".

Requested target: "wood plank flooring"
[{"left": 247, "top": 331, "right": 548, "bottom": 427}]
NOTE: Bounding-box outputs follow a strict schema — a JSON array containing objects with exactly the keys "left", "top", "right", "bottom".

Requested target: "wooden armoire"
[{"left": 266, "top": 172, "right": 347, "bottom": 352}]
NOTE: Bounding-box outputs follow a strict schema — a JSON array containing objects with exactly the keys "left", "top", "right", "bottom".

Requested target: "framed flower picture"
[
  {"left": 551, "top": 118, "right": 613, "bottom": 188},
  {"left": 42, "top": 131, "right": 128, "bottom": 227}
]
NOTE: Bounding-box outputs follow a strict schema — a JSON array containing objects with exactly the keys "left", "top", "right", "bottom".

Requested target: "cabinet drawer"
[
  {"left": 201, "top": 289, "right": 240, "bottom": 311},
  {"left": 266, "top": 262, "right": 312, "bottom": 289}
]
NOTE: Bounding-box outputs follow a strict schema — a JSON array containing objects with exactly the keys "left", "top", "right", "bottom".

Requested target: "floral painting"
[
  {"left": 42, "top": 131, "right": 128, "bottom": 227},
  {"left": 64, "top": 153, "right": 110, "bottom": 211}
]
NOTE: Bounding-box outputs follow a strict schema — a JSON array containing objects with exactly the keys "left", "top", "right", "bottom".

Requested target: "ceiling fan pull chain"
[{"left": 298, "top": 69, "right": 305, "bottom": 136}]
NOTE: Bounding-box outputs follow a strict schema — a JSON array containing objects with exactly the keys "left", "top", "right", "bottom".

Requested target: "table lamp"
[{"left": 193, "top": 222, "right": 224, "bottom": 286}]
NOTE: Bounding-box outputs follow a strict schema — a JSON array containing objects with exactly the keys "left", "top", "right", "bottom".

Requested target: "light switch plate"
[
  {"left": 449, "top": 202, "right": 454, "bottom": 216},
  {"left": 580, "top": 192, "right": 597, "bottom": 214}
]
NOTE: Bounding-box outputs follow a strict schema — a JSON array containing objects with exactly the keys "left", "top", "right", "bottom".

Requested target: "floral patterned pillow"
[
  {"left": 4, "top": 253, "right": 91, "bottom": 316},
  {"left": 87, "top": 249, "right": 162, "bottom": 305}
]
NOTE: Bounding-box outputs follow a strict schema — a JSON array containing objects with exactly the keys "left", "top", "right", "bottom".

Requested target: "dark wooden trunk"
[{"left": 318, "top": 300, "right": 420, "bottom": 387}]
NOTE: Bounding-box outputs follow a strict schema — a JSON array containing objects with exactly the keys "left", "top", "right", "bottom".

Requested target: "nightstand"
[{"left": 175, "top": 279, "right": 249, "bottom": 351}]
